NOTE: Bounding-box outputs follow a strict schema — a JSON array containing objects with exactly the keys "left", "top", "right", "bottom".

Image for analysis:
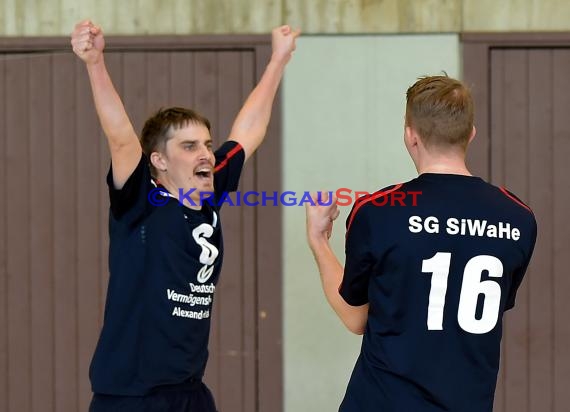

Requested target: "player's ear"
[
  {"left": 468, "top": 125, "right": 476, "bottom": 144},
  {"left": 150, "top": 151, "right": 168, "bottom": 173},
  {"left": 404, "top": 126, "right": 418, "bottom": 148}
]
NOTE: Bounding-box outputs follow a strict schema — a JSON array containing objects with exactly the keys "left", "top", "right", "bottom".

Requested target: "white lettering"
[
  {"left": 167, "top": 289, "right": 213, "bottom": 306},
  {"left": 172, "top": 306, "right": 211, "bottom": 319},
  {"left": 408, "top": 216, "right": 439, "bottom": 234},
  {"left": 446, "top": 218, "right": 459, "bottom": 235},
  {"left": 189, "top": 283, "right": 216, "bottom": 293},
  {"left": 425, "top": 217, "right": 440, "bottom": 234},
  {"left": 409, "top": 216, "right": 423, "bottom": 233},
  {"left": 467, "top": 219, "right": 487, "bottom": 237},
  {"left": 498, "top": 222, "right": 512, "bottom": 239},
  {"left": 411, "top": 216, "right": 521, "bottom": 241},
  {"left": 512, "top": 228, "right": 520, "bottom": 241}
]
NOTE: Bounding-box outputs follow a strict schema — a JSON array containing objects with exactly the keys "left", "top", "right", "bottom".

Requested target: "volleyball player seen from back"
[{"left": 306, "top": 75, "right": 537, "bottom": 412}]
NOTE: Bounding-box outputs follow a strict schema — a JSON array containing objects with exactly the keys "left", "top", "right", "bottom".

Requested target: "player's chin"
[{"left": 197, "top": 180, "right": 214, "bottom": 194}]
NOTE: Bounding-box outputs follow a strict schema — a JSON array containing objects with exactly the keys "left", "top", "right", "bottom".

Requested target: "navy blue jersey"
[
  {"left": 339, "top": 173, "right": 537, "bottom": 412},
  {"left": 90, "top": 141, "right": 244, "bottom": 396}
]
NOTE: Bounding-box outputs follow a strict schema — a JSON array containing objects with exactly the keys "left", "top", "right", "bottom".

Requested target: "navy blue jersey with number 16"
[{"left": 339, "top": 173, "right": 537, "bottom": 412}]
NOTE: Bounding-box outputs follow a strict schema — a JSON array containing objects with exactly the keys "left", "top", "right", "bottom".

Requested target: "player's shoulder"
[
  {"left": 346, "top": 183, "right": 405, "bottom": 231},
  {"left": 493, "top": 185, "right": 535, "bottom": 216},
  {"left": 214, "top": 140, "right": 244, "bottom": 166},
  {"left": 487, "top": 184, "right": 537, "bottom": 240}
]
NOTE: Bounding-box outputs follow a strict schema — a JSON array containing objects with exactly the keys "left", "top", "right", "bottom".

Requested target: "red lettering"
[
  {"left": 371, "top": 194, "right": 388, "bottom": 206},
  {"left": 390, "top": 191, "right": 406, "bottom": 206},
  {"left": 336, "top": 188, "right": 353, "bottom": 206},
  {"left": 407, "top": 191, "right": 422, "bottom": 206}
]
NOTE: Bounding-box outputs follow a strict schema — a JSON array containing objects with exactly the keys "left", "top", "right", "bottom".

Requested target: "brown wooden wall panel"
[
  {"left": 0, "top": 36, "right": 282, "bottom": 412},
  {"left": 494, "top": 49, "right": 532, "bottom": 412},
  {"left": 490, "top": 47, "right": 570, "bottom": 412},
  {"left": 463, "top": 42, "right": 491, "bottom": 180},
  {"left": 528, "top": 49, "right": 554, "bottom": 412},
  {"left": 255, "top": 44, "right": 283, "bottom": 412},
  {"left": 215, "top": 51, "right": 249, "bottom": 412},
  {"left": 6, "top": 53, "right": 31, "bottom": 412},
  {"left": 0, "top": 57, "right": 7, "bottom": 412},
  {"left": 75, "top": 56, "right": 106, "bottom": 410},
  {"left": 463, "top": 34, "right": 570, "bottom": 412},
  {"left": 52, "top": 53, "right": 79, "bottom": 412},
  {"left": 122, "top": 52, "right": 148, "bottom": 136},
  {"left": 169, "top": 52, "right": 194, "bottom": 107},
  {"left": 146, "top": 52, "right": 170, "bottom": 110},
  {"left": 29, "top": 54, "right": 55, "bottom": 412},
  {"left": 551, "top": 51, "right": 570, "bottom": 412},
  {"left": 239, "top": 51, "right": 257, "bottom": 412}
]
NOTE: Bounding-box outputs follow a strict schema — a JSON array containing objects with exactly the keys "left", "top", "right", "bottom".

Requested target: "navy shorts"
[{"left": 89, "top": 379, "right": 217, "bottom": 412}]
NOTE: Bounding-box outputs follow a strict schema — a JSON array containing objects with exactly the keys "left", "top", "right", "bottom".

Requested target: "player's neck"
[
  {"left": 156, "top": 177, "right": 202, "bottom": 210},
  {"left": 417, "top": 158, "right": 472, "bottom": 176},
  {"left": 412, "top": 139, "right": 474, "bottom": 177}
]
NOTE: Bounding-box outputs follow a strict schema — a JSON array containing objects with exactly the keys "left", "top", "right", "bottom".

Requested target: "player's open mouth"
[{"left": 195, "top": 166, "right": 213, "bottom": 180}]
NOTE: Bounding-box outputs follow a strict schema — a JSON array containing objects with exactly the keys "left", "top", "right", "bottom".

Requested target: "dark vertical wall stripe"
[
  {"left": 0, "top": 55, "right": 8, "bottom": 412},
  {"left": 122, "top": 52, "right": 148, "bottom": 136},
  {"left": 6, "top": 53, "right": 31, "bottom": 412},
  {"left": 463, "top": 43, "right": 491, "bottom": 180},
  {"left": 254, "top": 45, "right": 283, "bottom": 412},
  {"left": 528, "top": 49, "right": 554, "bottom": 412},
  {"left": 52, "top": 53, "right": 78, "bottom": 412},
  {"left": 169, "top": 52, "right": 194, "bottom": 108},
  {"left": 217, "top": 50, "right": 247, "bottom": 412},
  {"left": 501, "top": 49, "right": 531, "bottom": 412},
  {"left": 29, "top": 54, "right": 55, "bottom": 412},
  {"left": 146, "top": 52, "right": 170, "bottom": 113},
  {"left": 239, "top": 51, "right": 258, "bottom": 412},
  {"left": 552, "top": 50, "right": 570, "bottom": 412}
]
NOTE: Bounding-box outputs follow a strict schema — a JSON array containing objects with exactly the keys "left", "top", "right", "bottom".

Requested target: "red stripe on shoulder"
[
  {"left": 214, "top": 143, "right": 243, "bottom": 173},
  {"left": 499, "top": 187, "right": 533, "bottom": 214},
  {"left": 346, "top": 183, "right": 403, "bottom": 232}
]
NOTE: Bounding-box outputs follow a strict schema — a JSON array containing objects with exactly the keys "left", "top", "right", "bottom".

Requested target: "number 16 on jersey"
[{"left": 422, "top": 252, "right": 503, "bottom": 334}]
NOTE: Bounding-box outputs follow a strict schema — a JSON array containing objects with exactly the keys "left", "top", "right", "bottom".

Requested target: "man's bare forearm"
[
  {"left": 308, "top": 235, "right": 369, "bottom": 335},
  {"left": 86, "top": 59, "right": 138, "bottom": 149}
]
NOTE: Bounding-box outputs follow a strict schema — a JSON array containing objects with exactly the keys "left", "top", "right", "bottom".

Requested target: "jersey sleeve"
[
  {"left": 107, "top": 153, "right": 154, "bottom": 223},
  {"left": 213, "top": 140, "right": 245, "bottom": 201},
  {"left": 505, "top": 215, "right": 538, "bottom": 310},
  {"left": 339, "top": 202, "right": 374, "bottom": 306}
]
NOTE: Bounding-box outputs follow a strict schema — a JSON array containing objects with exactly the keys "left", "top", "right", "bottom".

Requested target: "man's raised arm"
[
  {"left": 305, "top": 193, "right": 369, "bottom": 335},
  {"left": 71, "top": 20, "right": 141, "bottom": 188},
  {"left": 228, "top": 25, "right": 300, "bottom": 161}
]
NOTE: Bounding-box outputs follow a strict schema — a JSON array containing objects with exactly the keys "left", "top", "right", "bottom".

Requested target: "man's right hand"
[
  {"left": 71, "top": 20, "right": 105, "bottom": 65},
  {"left": 306, "top": 191, "right": 340, "bottom": 243}
]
